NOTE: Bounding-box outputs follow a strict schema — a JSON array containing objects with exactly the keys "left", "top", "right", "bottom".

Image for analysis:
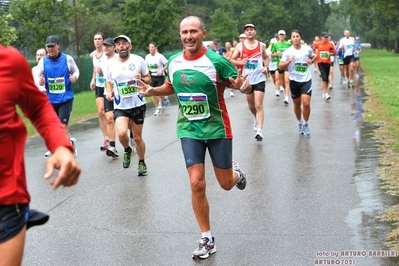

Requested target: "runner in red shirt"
[
  {"left": 313, "top": 32, "right": 336, "bottom": 101},
  {"left": 0, "top": 45, "right": 80, "bottom": 266}
]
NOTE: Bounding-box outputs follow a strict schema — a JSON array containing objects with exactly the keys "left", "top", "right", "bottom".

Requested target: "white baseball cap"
[{"left": 113, "top": 35, "right": 132, "bottom": 45}]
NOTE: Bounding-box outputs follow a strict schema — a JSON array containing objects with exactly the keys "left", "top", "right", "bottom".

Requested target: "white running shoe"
[
  {"left": 130, "top": 138, "right": 136, "bottom": 149},
  {"left": 328, "top": 84, "right": 333, "bottom": 89},
  {"left": 298, "top": 123, "right": 303, "bottom": 134},
  {"left": 232, "top": 160, "right": 247, "bottom": 190},
  {"left": 255, "top": 129, "right": 263, "bottom": 141},
  {"left": 323, "top": 93, "right": 331, "bottom": 101},
  {"left": 44, "top": 150, "right": 52, "bottom": 157},
  {"left": 284, "top": 96, "right": 289, "bottom": 104},
  {"left": 253, "top": 119, "right": 258, "bottom": 132},
  {"left": 162, "top": 97, "right": 170, "bottom": 107},
  {"left": 279, "top": 86, "right": 284, "bottom": 93},
  {"left": 154, "top": 108, "right": 162, "bottom": 116},
  {"left": 106, "top": 146, "right": 119, "bottom": 158},
  {"left": 275, "top": 90, "right": 280, "bottom": 97},
  {"left": 230, "top": 91, "right": 234, "bottom": 97},
  {"left": 70, "top": 138, "right": 77, "bottom": 158},
  {"left": 302, "top": 124, "right": 311, "bottom": 136}
]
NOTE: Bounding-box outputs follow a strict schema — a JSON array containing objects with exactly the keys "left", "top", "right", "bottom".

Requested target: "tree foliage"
[
  {"left": 0, "top": 13, "right": 17, "bottom": 46},
  {"left": 339, "top": 0, "right": 399, "bottom": 52},
  {"left": 75, "top": 0, "right": 121, "bottom": 54},
  {"left": 208, "top": 9, "right": 237, "bottom": 43},
  {"left": 119, "top": 0, "right": 183, "bottom": 52},
  {"left": 6, "top": 0, "right": 398, "bottom": 55},
  {"left": 10, "top": 0, "right": 72, "bottom": 54}
]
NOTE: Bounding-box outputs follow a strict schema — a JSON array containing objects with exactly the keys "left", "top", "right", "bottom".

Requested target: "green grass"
[
  {"left": 361, "top": 48, "right": 399, "bottom": 250},
  {"left": 362, "top": 48, "right": 399, "bottom": 151},
  {"left": 21, "top": 91, "right": 153, "bottom": 136},
  {"left": 20, "top": 90, "right": 98, "bottom": 136}
]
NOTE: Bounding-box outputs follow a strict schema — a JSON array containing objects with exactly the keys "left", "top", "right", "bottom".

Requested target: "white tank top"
[{"left": 92, "top": 51, "right": 107, "bottom": 87}]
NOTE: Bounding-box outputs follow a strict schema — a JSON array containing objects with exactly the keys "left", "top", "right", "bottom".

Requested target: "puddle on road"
[{"left": 346, "top": 77, "right": 399, "bottom": 264}]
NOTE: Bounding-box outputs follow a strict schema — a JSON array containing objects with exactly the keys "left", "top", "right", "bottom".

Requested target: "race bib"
[
  {"left": 244, "top": 59, "right": 258, "bottom": 72},
  {"left": 96, "top": 74, "right": 105, "bottom": 87},
  {"left": 177, "top": 93, "right": 210, "bottom": 121},
  {"left": 338, "top": 59, "right": 344, "bottom": 64},
  {"left": 148, "top": 63, "right": 158, "bottom": 72},
  {"left": 116, "top": 80, "right": 139, "bottom": 98},
  {"left": 48, "top": 77, "right": 66, "bottom": 94},
  {"left": 294, "top": 62, "right": 308, "bottom": 75},
  {"left": 320, "top": 51, "right": 329, "bottom": 59},
  {"left": 346, "top": 45, "right": 353, "bottom": 51}
]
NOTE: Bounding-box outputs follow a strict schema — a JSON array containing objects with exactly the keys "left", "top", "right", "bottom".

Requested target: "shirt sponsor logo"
[
  {"left": 180, "top": 72, "right": 196, "bottom": 85},
  {"left": 128, "top": 63, "right": 136, "bottom": 71}
]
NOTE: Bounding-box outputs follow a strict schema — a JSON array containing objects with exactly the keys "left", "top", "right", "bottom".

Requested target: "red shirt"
[
  {"left": 0, "top": 45, "right": 73, "bottom": 205},
  {"left": 313, "top": 40, "right": 336, "bottom": 64}
]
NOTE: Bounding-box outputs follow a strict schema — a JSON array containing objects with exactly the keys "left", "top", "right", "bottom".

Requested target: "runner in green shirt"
[{"left": 137, "top": 16, "right": 250, "bottom": 260}]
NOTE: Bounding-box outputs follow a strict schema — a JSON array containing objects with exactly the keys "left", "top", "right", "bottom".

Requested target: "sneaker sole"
[
  {"left": 106, "top": 150, "right": 119, "bottom": 158},
  {"left": 123, "top": 154, "right": 133, "bottom": 168},
  {"left": 192, "top": 248, "right": 217, "bottom": 260},
  {"left": 100, "top": 146, "right": 108, "bottom": 151},
  {"left": 123, "top": 162, "right": 132, "bottom": 169},
  {"left": 138, "top": 172, "right": 148, "bottom": 176},
  {"left": 255, "top": 134, "right": 263, "bottom": 141},
  {"left": 236, "top": 176, "right": 247, "bottom": 190}
]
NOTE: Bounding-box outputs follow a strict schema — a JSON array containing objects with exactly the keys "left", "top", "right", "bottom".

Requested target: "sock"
[
  {"left": 234, "top": 170, "right": 241, "bottom": 181},
  {"left": 201, "top": 230, "right": 213, "bottom": 242},
  {"left": 110, "top": 141, "right": 115, "bottom": 147},
  {"left": 298, "top": 119, "right": 303, "bottom": 125},
  {"left": 139, "top": 159, "right": 145, "bottom": 164},
  {"left": 104, "top": 136, "right": 109, "bottom": 141},
  {"left": 303, "top": 120, "right": 308, "bottom": 125},
  {"left": 130, "top": 131, "right": 133, "bottom": 139}
]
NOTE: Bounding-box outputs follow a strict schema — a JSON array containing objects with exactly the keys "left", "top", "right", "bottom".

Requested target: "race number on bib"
[
  {"left": 177, "top": 93, "right": 210, "bottom": 121},
  {"left": 48, "top": 77, "right": 66, "bottom": 94},
  {"left": 96, "top": 74, "right": 105, "bottom": 87},
  {"left": 320, "top": 51, "right": 329, "bottom": 59},
  {"left": 244, "top": 59, "right": 258, "bottom": 72},
  {"left": 117, "top": 80, "right": 139, "bottom": 98},
  {"left": 294, "top": 62, "right": 308, "bottom": 75}
]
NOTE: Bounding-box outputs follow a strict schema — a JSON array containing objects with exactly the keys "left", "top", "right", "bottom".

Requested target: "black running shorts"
[
  {"left": 180, "top": 138, "right": 232, "bottom": 169},
  {"left": 0, "top": 204, "right": 29, "bottom": 243},
  {"left": 290, "top": 79, "right": 312, "bottom": 99},
  {"left": 51, "top": 98, "right": 74, "bottom": 125},
  {"left": 114, "top": 104, "right": 146, "bottom": 125}
]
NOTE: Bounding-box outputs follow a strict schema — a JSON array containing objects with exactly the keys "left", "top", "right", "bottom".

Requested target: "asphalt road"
[{"left": 22, "top": 67, "right": 399, "bottom": 266}]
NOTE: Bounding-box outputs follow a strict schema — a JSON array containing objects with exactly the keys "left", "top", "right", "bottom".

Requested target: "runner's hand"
[
  {"left": 44, "top": 146, "right": 80, "bottom": 189},
  {"left": 136, "top": 79, "right": 153, "bottom": 97},
  {"left": 229, "top": 69, "right": 250, "bottom": 94}
]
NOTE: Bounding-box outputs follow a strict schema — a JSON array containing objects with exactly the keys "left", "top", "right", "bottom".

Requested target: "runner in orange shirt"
[{"left": 313, "top": 32, "right": 336, "bottom": 101}]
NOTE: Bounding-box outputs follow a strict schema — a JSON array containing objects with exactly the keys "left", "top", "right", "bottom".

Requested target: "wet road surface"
[{"left": 22, "top": 67, "right": 399, "bottom": 265}]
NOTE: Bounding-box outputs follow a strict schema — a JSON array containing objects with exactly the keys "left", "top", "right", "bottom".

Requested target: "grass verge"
[
  {"left": 21, "top": 90, "right": 98, "bottom": 136},
  {"left": 21, "top": 92, "right": 153, "bottom": 136},
  {"left": 361, "top": 48, "right": 399, "bottom": 249}
]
